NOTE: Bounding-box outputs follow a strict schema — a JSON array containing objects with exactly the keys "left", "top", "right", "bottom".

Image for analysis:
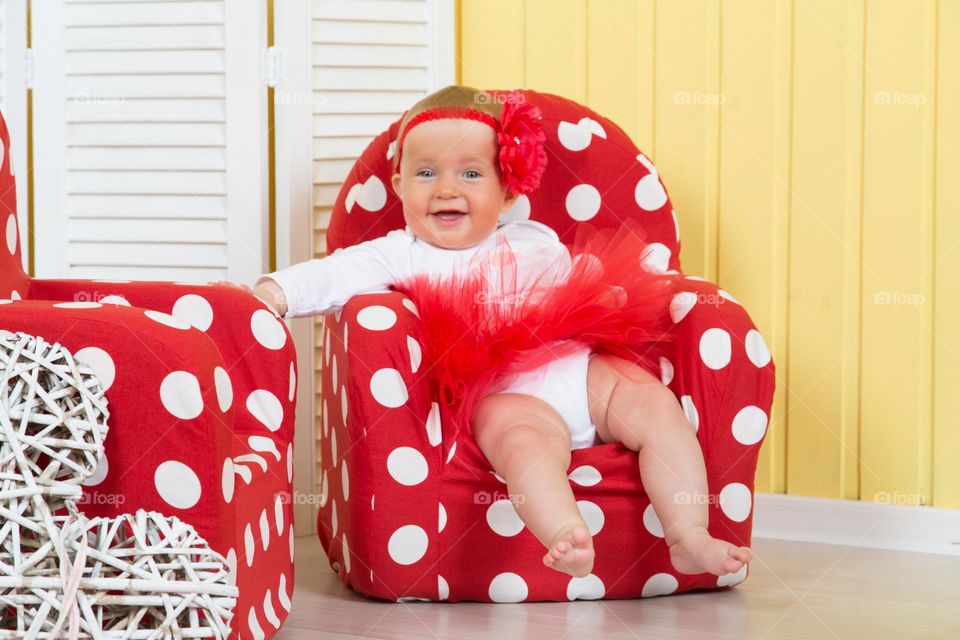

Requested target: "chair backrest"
[
  {"left": 0, "top": 111, "right": 28, "bottom": 300},
  {"left": 326, "top": 89, "right": 682, "bottom": 272}
]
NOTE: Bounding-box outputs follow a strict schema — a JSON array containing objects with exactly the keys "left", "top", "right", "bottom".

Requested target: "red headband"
[{"left": 393, "top": 90, "right": 548, "bottom": 196}]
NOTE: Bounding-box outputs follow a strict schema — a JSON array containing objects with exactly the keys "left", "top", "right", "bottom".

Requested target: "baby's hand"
[
  {"left": 208, "top": 280, "right": 253, "bottom": 294},
  {"left": 207, "top": 279, "right": 288, "bottom": 317}
]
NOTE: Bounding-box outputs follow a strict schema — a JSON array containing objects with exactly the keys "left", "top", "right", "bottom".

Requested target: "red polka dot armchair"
[
  {"left": 319, "top": 88, "right": 776, "bottom": 603},
  {"left": 0, "top": 112, "right": 295, "bottom": 638}
]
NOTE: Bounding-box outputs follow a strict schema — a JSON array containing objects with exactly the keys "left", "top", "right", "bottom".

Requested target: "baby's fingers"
[{"left": 208, "top": 280, "right": 252, "bottom": 293}]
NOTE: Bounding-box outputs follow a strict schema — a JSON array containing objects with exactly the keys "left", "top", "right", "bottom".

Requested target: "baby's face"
[{"left": 391, "top": 118, "right": 519, "bottom": 250}]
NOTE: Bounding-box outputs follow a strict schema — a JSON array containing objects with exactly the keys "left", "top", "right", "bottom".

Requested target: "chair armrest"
[
  {"left": 662, "top": 276, "right": 776, "bottom": 546},
  {"left": 28, "top": 278, "right": 297, "bottom": 443},
  {"left": 318, "top": 290, "right": 442, "bottom": 600}
]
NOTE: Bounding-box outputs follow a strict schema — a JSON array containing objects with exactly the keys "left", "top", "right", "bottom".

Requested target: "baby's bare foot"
[
  {"left": 543, "top": 523, "right": 595, "bottom": 578},
  {"left": 668, "top": 527, "right": 753, "bottom": 576}
]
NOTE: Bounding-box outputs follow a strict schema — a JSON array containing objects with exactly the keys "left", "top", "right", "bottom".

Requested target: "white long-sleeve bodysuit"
[
  {"left": 257, "top": 219, "right": 601, "bottom": 449},
  {"left": 257, "top": 219, "right": 570, "bottom": 319}
]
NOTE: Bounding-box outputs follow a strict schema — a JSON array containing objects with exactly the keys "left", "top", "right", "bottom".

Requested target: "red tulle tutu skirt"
[{"left": 392, "top": 218, "right": 679, "bottom": 438}]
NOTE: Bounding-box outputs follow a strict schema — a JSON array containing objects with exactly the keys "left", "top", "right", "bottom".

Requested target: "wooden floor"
[{"left": 277, "top": 535, "right": 960, "bottom": 639}]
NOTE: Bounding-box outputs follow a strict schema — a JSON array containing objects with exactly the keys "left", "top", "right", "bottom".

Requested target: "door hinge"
[{"left": 262, "top": 46, "right": 286, "bottom": 88}]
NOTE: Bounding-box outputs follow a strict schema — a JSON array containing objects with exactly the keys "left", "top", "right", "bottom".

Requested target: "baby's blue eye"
[
  {"left": 464, "top": 170, "right": 481, "bottom": 178},
  {"left": 416, "top": 169, "right": 434, "bottom": 178}
]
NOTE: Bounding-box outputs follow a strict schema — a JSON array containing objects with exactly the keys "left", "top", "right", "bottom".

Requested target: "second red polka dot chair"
[
  {"left": 0, "top": 112, "right": 294, "bottom": 638},
  {"left": 318, "top": 89, "right": 776, "bottom": 602}
]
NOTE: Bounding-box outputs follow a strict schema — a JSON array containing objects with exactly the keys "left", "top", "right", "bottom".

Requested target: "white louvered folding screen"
[
  {"left": 1, "top": 0, "right": 28, "bottom": 269},
  {"left": 0, "top": 0, "right": 6, "bottom": 112},
  {"left": 309, "top": 0, "right": 455, "bottom": 255},
  {"left": 32, "top": 0, "right": 266, "bottom": 283}
]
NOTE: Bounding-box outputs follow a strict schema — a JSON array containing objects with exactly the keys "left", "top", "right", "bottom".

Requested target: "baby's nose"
[{"left": 435, "top": 185, "right": 460, "bottom": 198}]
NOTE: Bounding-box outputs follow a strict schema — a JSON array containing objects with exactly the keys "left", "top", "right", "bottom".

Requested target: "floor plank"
[{"left": 276, "top": 535, "right": 960, "bottom": 639}]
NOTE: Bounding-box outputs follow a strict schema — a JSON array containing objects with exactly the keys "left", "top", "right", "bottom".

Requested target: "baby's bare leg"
[
  {"left": 472, "top": 393, "right": 594, "bottom": 578},
  {"left": 587, "top": 354, "right": 753, "bottom": 576}
]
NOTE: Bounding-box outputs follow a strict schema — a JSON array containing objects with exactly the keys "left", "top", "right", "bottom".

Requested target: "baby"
[{"left": 217, "top": 85, "right": 752, "bottom": 580}]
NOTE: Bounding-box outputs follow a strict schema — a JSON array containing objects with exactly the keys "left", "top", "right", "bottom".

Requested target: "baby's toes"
[
  {"left": 543, "top": 549, "right": 562, "bottom": 567},
  {"left": 721, "top": 555, "right": 744, "bottom": 574},
  {"left": 728, "top": 546, "right": 753, "bottom": 563}
]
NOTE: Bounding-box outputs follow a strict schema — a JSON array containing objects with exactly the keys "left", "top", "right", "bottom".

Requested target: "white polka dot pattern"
[
  {"left": 719, "top": 483, "right": 753, "bottom": 522},
  {"left": 567, "top": 574, "right": 605, "bottom": 600},
  {"left": 172, "top": 294, "right": 213, "bottom": 331},
  {"left": 732, "top": 406, "right": 768, "bottom": 445},
  {"left": 642, "top": 573, "right": 679, "bottom": 598},
  {"left": 246, "top": 389, "right": 283, "bottom": 431},
  {"left": 699, "top": 328, "right": 732, "bottom": 370},
  {"left": 745, "top": 329, "right": 772, "bottom": 367},
  {"left": 565, "top": 184, "right": 602, "bottom": 221},
  {"left": 568, "top": 465, "right": 601, "bottom": 487},
  {"left": 387, "top": 525, "right": 428, "bottom": 565},
  {"left": 251, "top": 308, "right": 287, "bottom": 349},
  {"left": 489, "top": 572, "right": 528, "bottom": 603},
  {"left": 74, "top": 346, "right": 116, "bottom": 391},
  {"left": 357, "top": 305, "right": 396, "bottom": 330},
  {"left": 154, "top": 461, "right": 201, "bottom": 509},
  {"left": 5, "top": 214, "right": 16, "bottom": 254},
  {"left": 486, "top": 499, "right": 524, "bottom": 537},
  {"left": 717, "top": 565, "right": 748, "bottom": 587},
  {"left": 680, "top": 395, "right": 700, "bottom": 433},
  {"left": 214, "top": 366, "right": 233, "bottom": 412},
  {"left": 642, "top": 503, "right": 664, "bottom": 538},
  {"left": 83, "top": 456, "right": 109, "bottom": 487},
  {"left": 386, "top": 447, "right": 428, "bottom": 486},
  {"left": 370, "top": 368, "right": 408, "bottom": 408},
  {"left": 160, "top": 371, "right": 204, "bottom": 420}
]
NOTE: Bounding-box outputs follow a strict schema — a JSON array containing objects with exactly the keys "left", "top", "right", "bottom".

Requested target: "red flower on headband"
[{"left": 497, "top": 91, "right": 548, "bottom": 196}]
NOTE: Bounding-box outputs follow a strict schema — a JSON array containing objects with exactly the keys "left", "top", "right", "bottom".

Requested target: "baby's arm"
[{"left": 253, "top": 230, "right": 412, "bottom": 319}]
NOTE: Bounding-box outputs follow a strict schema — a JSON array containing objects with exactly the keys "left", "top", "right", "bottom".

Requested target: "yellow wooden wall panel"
[
  {"left": 934, "top": 0, "right": 960, "bottom": 508},
  {"left": 653, "top": 1, "right": 717, "bottom": 282},
  {"left": 860, "top": 0, "right": 935, "bottom": 505},
  {"left": 524, "top": 0, "right": 587, "bottom": 102},
  {"left": 586, "top": 0, "right": 641, "bottom": 144},
  {"left": 840, "top": 0, "right": 868, "bottom": 504},
  {"left": 786, "top": 0, "right": 861, "bottom": 499},
  {"left": 717, "top": 0, "right": 790, "bottom": 495},
  {"left": 459, "top": 0, "right": 525, "bottom": 89}
]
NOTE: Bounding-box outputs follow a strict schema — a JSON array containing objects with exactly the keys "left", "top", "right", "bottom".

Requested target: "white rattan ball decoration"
[
  {"left": 0, "top": 510, "right": 238, "bottom": 639},
  {"left": 0, "top": 330, "right": 109, "bottom": 513},
  {"left": 0, "top": 331, "right": 238, "bottom": 638}
]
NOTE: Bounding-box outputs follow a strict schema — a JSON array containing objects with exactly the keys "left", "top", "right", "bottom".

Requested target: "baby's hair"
[{"left": 392, "top": 84, "right": 502, "bottom": 174}]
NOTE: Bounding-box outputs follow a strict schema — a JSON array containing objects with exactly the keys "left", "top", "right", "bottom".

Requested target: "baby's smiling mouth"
[{"left": 431, "top": 209, "right": 468, "bottom": 222}]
